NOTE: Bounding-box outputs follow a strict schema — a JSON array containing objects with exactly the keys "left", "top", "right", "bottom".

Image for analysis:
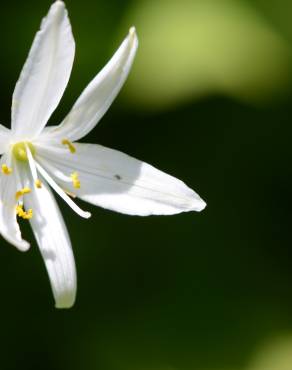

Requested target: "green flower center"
[{"left": 12, "top": 142, "right": 35, "bottom": 162}]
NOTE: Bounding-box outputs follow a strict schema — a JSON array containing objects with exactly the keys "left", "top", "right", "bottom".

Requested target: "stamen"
[
  {"left": 35, "top": 162, "right": 91, "bottom": 219},
  {"left": 15, "top": 187, "right": 31, "bottom": 200},
  {"left": 1, "top": 164, "right": 12, "bottom": 175},
  {"left": 16, "top": 204, "right": 33, "bottom": 220},
  {"left": 70, "top": 171, "right": 80, "bottom": 189},
  {"left": 35, "top": 179, "right": 42, "bottom": 188},
  {"left": 62, "top": 139, "right": 76, "bottom": 153}
]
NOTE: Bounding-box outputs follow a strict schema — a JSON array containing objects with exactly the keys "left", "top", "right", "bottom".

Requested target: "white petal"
[
  {"left": 24, "top": 175, "right": 76, "bottom": 308},
  {"left": 36, "top": 143, "right": 206, "bottom": 216},
  {"left": 0, "top": 125, "right": 12, "bottom": 154},
  {"left": 41, "top": 27, "right": 138, "bottom": 142},
  {"left": 11, "top": 1, "right": 75, "bottom": 138},
  {"left": 0, "top": 154, "right": 30, "bottom": 251}
]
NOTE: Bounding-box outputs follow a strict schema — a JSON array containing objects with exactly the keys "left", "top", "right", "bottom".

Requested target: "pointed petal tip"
[
  {"left": 3, "top": 234, "right": 31, "bottom": 252},
  {"left": 84, "top": 211, "right": 92, "bottom": 219},
  {"left": 174, "top": 185, "right": 206, "bottom": 213},
  {"left": 19, "top": 241, "right": 31, "bottom": 252},
  {"left": 129, "top": 26, "right": 136, "bottom": 35},
  {"left": 129, "top": 26, "right": 138, "bottom": 44},
  {"left": 55, "top": 295, "right": 75, "bottom": 309},
  {"left": 49, "top": 1, "right": 65, "bottom": 13},
  {"left": 195, "top": 199, "right": 207, "bottom": 212},
  {"left": 174, "top": 193, "right": 207, "bottom": 214},
  {"left": 187, "top": 192, "right": 207, "bottom": 213},
  {"left": 54, "top": 281, "right": 76, "bottom": 309},
  {"left": 53, "top": 0, "right": 65, "bottom": 8}
]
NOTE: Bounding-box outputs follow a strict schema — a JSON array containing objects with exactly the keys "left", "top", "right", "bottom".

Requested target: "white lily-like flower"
[{"left": 0, "top": 1, "right": 206, "bottom": 308}]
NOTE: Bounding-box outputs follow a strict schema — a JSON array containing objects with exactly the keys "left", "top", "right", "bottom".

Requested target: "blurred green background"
[{"left": 0, "top": 0, "right": 292, "bottom": 369}]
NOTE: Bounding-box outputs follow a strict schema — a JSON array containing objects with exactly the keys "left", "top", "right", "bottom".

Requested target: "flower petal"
[
  {"left": 0, "top": 125, "right": 12, "bottom": 154},
  {"left": 36, "top": 143, "right": 206, "bottom": 216},
  {"left": 0, "top": 154, "right": 30, "bottom": 251},
  {"left": 11, "top": 1, "right": 75, "bottom": 138},
  {"left": 24, "top": 175, "right": 76, "bottom": 308},
  {"left": 41, "top": 27, "right": 138, "bottom": 142}
]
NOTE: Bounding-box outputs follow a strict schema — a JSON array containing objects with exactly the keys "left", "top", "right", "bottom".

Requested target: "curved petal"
[
  {"left": 36, "top": 143, "right": 206, "bottom": 216},
  {"left": 0, "top": 154, "right": 30, "bottom": 251},
  {"left": 11, "top": 1, "right": 75, "bottom": 138},
  {"left": 41, "top": 27, "right": 138, "bottom": 142},
  {"left": 24, "top": 174, "right": 76, "bottom": 308}
]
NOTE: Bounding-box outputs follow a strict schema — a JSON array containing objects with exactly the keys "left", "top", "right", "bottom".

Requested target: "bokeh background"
[{"left": 0, "top": 0, "right": 292, "bottom": 369}]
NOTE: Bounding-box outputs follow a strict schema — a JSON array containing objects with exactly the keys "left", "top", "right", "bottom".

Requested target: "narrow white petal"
[
  {"left": 24, "top": 176, "right": 77, "bottom": 308},
  {"left": 0, "top": 154, "right": 30, "bottom": 251},
  {"left": 41, "top": 27, "right": 138, "bottom": 142},
  {"left": 36, "top": 143, "right": 206, "bottom": 216},
  {"left": 11, "top": 1, "right": 75, "bottom": 138}
]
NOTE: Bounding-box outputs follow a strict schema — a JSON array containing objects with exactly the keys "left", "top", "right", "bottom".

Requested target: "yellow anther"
[
  {"left": 12, "top": 142, "right": 35, "bottom": 162},
  {"left": 70, "top": 171, "right": 80, "bottom": 189},
  {"left": 62, "top": 139, "right": 76, "bottom": 153},
  {"left": 16, "top": 205, "right": 33, "bottom": 220},
  {"left": 15, "top": 187, "right": 31, "bottom": 200},
  {"left": 1, "top": 164, "right": 12, "bottom": 175},
  {"left": 35, "top": 179, "right": 42, "bottom": 188}
]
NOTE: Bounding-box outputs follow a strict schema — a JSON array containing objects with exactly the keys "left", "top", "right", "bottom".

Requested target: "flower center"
[{"left": 12, "top": 142, "right": 35, "bottom": 162}]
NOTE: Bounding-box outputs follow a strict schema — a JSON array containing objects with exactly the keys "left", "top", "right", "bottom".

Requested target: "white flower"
[{"left": 0, "top": 1, "right": 206, "bottom": 308}]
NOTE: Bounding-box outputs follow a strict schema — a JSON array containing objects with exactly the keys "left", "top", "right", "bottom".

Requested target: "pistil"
[{"left": 12, "top": 142, "right": 36, "bottom": 162}]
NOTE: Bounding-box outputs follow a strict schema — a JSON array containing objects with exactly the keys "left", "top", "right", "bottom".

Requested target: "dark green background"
[{"left": 0, "top": 0, "right": 291, "bottom": 369}]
